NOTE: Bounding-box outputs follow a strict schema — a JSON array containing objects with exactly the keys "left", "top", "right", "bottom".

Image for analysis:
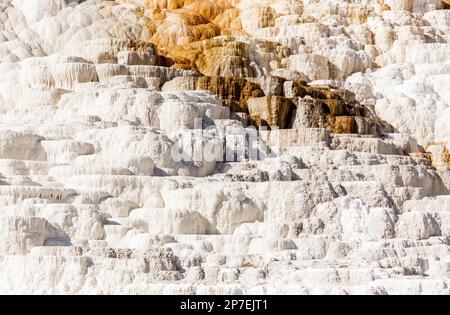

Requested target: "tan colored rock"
[{"left": 247, "top": 96, "right": 295, "bottom": 129}]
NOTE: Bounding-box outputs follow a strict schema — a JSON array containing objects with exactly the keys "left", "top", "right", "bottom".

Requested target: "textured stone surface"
[{"left": 1, "top": 0, "right": 450, "bottom": 295}]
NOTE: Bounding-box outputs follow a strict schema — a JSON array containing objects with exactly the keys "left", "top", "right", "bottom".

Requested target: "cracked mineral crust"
[{"left": 1, "top": 0, "right": 450, "bottom": 295}]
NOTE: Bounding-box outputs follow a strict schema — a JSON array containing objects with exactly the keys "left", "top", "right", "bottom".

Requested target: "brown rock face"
[
  {"left": 196, "top": 76, "right": 264, "bottom": 112},
  {"left": 291, "top": 83, "right": 394, "bottom": 136},
  {"left": 162, "top": 76, "right": 392, "bottom": 133},
  {"left": 247, "top": 96, "right": 295, "bottom": 129},
  {"left": 163, "top": 76, "right": 264, "bottom": 112},
  {"left": 444, "top": 0, "right": 450, "bottom": 9}
]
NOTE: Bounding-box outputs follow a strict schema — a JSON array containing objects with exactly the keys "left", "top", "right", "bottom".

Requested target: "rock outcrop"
[{"left": 1, "top": 0, "right": 450, "bottom": 295}]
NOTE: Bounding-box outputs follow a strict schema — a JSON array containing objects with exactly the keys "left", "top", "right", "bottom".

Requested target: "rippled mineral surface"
[{"left": 1, "top": 0, "right": 450, "bottom": 295}]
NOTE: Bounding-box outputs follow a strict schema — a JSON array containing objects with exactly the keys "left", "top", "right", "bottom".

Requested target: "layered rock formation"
[{"left": 1, "top": 0, "right": 450, "bottom": 295}]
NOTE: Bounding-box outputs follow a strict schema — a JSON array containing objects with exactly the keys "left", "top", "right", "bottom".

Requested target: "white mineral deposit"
[{"left": 1, "top": 0, "right": 450, "bottom": 295}]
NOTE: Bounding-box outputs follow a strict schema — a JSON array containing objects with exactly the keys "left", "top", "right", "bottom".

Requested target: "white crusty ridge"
[{"left": 1, "top": 0, "right": 450, "bottom": 295}]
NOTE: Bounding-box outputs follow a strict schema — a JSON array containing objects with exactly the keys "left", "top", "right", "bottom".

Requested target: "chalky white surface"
[{"left": 1, "top": 0, "right": 450, "bottom": 295}]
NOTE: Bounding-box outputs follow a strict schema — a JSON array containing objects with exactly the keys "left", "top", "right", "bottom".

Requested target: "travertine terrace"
[{"left": 1, "top": 0, "right": 450, "bottom": 295}]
